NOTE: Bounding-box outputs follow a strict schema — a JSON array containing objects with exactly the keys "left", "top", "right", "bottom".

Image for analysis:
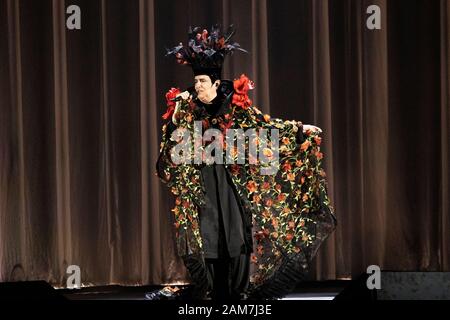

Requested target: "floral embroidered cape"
[{"left": 157, "top": 75, "right": 337, "bottom": 285}]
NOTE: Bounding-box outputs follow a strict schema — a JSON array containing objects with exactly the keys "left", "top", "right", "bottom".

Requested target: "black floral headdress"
[{"left": 166, "top": 24, "right": 247, "bottom": 80}]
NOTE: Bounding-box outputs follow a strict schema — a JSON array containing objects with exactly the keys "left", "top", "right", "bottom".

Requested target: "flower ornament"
[
  {"left": 232, "top": 74, "right": 254, "bottom": 109},
  {"left": 162, "top": 88, "right": 181, "bottom": 120}
]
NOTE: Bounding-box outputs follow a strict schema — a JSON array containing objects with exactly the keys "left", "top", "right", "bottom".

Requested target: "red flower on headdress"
[
  {"left": 162, "top": 88, "right": 181, "bottom": 120},
  {"left": 232, "top": 74, "right": 254, "bottom": 109}
]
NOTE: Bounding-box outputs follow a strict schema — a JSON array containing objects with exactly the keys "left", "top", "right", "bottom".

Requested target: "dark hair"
[
  {"left": 209, "top": 74, "right": 220, "bottom": 85},
  {"left": 195, "top": 73, "right": 220, "bottom": 86},
  {"left": 193, "top": 67, "right": 220, "bottom": 84}
]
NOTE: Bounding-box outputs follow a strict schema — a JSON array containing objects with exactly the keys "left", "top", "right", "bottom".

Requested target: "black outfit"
[
  {"left": 200, "top": 163, "right": 250, "bottom": 300},
  {"left": 195, "top": 87, "right": 251, "bottom": 300}
]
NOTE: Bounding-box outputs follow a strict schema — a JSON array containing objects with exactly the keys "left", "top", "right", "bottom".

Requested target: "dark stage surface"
[
  {"left": 57, "top": 280, "right": 349, "bottom": 300},
  {"left": 2, "top": 272, "right": 450, "bottom": 301}
]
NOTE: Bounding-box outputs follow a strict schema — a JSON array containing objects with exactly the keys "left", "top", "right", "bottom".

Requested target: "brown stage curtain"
[{"left": 0, "top": 0, "right": 448, "bottom": 286}]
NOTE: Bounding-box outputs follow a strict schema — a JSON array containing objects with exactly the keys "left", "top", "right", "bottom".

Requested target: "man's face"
[{"left": 194, "top": 75, "right": 219, "bottom": 103}]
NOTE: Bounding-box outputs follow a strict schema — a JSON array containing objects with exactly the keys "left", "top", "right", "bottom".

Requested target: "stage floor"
[{"left": 59, "top": 280, "right": 349, "bottom": 300}]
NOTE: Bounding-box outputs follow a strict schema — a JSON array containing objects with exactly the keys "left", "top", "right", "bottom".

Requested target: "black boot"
[{"left": 181, "top": 254, "right": 210, "bottom": 300}]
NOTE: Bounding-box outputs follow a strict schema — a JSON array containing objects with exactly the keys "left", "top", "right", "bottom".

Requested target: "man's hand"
[
  {"left": 177, "top": 91, "right": 190, "bottom": 100},
  {"left": 303, "top": 124, "right": 322, "bottom": 133},
  {"left": 172, "top": 91, "right": 191, "bottom": 124}
]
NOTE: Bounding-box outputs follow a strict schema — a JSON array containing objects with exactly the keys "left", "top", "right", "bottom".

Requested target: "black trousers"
[
  {"left": 196, "top": 165, "right": 251, "bottom": 300},
  {"left": 205, "top": 253, "right": 250, "bottom": 300}
]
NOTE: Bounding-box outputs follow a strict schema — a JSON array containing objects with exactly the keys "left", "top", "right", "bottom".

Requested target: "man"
[
  {"left": 168, "top": 71, "right": 253, "bottom": 300},
  {"left": 154, "top": 25, "right": 336, "bottom": 300}
]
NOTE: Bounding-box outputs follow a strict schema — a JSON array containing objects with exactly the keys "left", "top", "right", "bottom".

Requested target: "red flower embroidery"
[
  {"left": 255, "top": 230, "right": 265, "bottom": 241},
  {"left": 271, "top": 218, "right": 278, "bottom": 228},
  {"left": 202, "top": 119, "right": 210, "bottom": 130},
  {"left": 314, "top": 136, "right": 322, "bottom": 145},
  {"left": 300, "top": 140, "right": 311, "bottom": 152},
  {"left": 230, "top": 164, "right": 240, "bottom": 176},
  {"left": 257, "top": 245, "right": 264, "bottom": 255},
  {"left": 282, "top": 161, "right": 292, "bottom": 172},
  {"left": 220, "top": 120, "right": 234, "bottom": 131},
  {"left": 246, "top": 180, "right": 258, "bottom": 193},
  {"left": 316, "top": 151, "right": 323, "bottom": 160}
]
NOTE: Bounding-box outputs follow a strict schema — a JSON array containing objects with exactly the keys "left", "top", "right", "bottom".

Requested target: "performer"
[{"left": 154, "top": 25, "right": 337, "bottom": 300}]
